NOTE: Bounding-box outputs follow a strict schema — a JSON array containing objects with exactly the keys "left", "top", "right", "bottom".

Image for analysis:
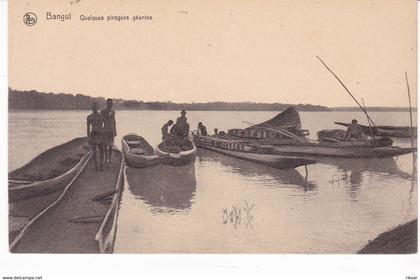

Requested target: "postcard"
[{"left": 3, "top": 0, "right": 419, "bottom": 277}]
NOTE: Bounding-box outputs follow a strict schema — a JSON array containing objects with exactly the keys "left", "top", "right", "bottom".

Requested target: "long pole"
[
  {"left": 405, "top": 71, "right": 414, "bottom": 149},
  {"left": 316, "top": 56, "right": 377, "bottom": 127},
  {"left": 362, "top": 98, "right": 375, "bottom": 142}
]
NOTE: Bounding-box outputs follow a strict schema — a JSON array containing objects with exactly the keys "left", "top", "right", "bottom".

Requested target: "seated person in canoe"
[
  {"left": 344, "top": 119, "right": 367, "bottom": 141},
  {"left": 197, "top": 122, "right": 208, "bottom": 136},
  {"left": 161, "top": 120, "right": 174, "bottom": 140}
]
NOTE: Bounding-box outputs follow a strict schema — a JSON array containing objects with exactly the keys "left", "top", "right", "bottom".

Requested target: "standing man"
[
  {"left": 175, "top": 110, "right": 190, "bottom": 140},
  {"left": 87, "top": 102, "right": 104, "bottom": 171},
  {"left": 161, "top": 120, "right": 174, "bottom": 140},
  {"left": 101, "top": 99, "right": 117, "bottom": 164},
  {"left": 169, "top": 110, "right": 190, "bottom": 145}
]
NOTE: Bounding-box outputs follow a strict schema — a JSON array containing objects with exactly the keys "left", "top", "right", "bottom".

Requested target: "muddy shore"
[{"left": 358, "top": 219, "right": 417, "bottom": 254}]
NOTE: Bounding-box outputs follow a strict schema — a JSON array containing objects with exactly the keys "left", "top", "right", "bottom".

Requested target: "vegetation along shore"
[{"left": 9, "top": 89, "right": 416, "bottom": 112}]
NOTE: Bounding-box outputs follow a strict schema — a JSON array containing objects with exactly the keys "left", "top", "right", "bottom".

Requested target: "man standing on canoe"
[
  {"left": 168, "top": 110, "right": 190, "bottom": 146},
  {"left": 174, "top": 110, "right": 190, "bottom": 140},
  {"left": 87, "top": 102, "right": 104, "bottom": 171},
  {"left": 101, "top": 99, "right": 117, "bottom": 164}
]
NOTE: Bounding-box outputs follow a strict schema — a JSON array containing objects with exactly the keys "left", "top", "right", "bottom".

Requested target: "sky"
[{"left": 9, "top": 0, "right": 417, "bottom": 107}]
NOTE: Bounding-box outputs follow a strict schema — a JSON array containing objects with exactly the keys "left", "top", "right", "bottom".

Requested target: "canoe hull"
[
  {"left": 9, "top": 152, "right": 91, "bottom": 202},
  {"left": 194, "top": 135, "right": 315, "bottom": 169},
  {"left": 156, "top": 142, "right": 197, "bottom": 166},
  {"left": 121, "top": 134, "right": 162, "bottom": 168},
  {"left": 194, "top": 134, "right": 415, "bottom": 160},
  {"left": 95, "top": 150, "right": 125, "bottom": 254},
  {"left": 272, "top": 144, "right": 416, "bottom": 159},
  {"left": 124, "top": 153, "right": 161, "bottom": 168}
]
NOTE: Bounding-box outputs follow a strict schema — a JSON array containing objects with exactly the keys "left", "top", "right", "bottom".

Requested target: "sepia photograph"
[{"left": 2, "top": 0, "right": 419, "bottom": 278}]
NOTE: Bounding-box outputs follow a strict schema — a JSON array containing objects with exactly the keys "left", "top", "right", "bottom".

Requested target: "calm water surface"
[{"left": 9, "top": 110, "right": 417, "bottom": 253}]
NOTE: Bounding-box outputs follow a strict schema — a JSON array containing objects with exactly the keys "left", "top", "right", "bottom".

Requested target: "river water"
[{"left": 9, "top": 110, "right": 417, "bottom": 253}]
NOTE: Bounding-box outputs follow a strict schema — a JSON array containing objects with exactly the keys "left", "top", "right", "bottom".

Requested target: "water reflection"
[
  {"left": 317, "top": 157, "right": 415, "bottom": 202},
  {"left": 126, "top": 163, "right": 196, "bottom": 214},
  {"left": 197, "top": 149, "right": 316, "bottom": 191},
  {"left": 317, "top": 157, "right": 414, "bottom": 181}
]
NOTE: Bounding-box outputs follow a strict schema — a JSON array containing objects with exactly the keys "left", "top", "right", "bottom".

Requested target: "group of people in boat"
[
  {"left": 86, "top": 99, "right": 117, "bottom": 171},
  {"left": 196, "top": 122, "right": 226, "bottom": 137},
  {"left": 160, "top": 111, "right": 227, "bottom": 145},
  {"left": 161, "top": 110, "right": 191, "bottom": 145}
]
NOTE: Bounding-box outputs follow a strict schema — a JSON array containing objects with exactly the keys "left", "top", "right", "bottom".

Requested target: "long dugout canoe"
[
  {"left": 271, "top": 143, "right": 416, "bottom": 158},
  {"left": 9, "top": 138, "right": 91, "bottom": 202},
  {"left": 193, "top": 134, "right": 315, "bottom": 169}
]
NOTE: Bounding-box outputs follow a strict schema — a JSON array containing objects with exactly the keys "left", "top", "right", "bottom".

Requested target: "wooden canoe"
[
  {"left": 271, "top": 143, "right": 416, "bottom": 158},
  {"left": 335, "top": 122, "right": 417, "bottom": 138},
  {"left": 121, "top": 134, "right": 161, "bottom": 168},
  {"left": 95, "top": 150, "right": 125, "bottom": 253},
  {"left": 9, "top": 138, "right": 91, "bottom": 202},
  {"left": 156, "top": 139, "right": 197, "bottom": 166},
  {"left": 193, "top": 134, "right": 315, "bottom": 169}
]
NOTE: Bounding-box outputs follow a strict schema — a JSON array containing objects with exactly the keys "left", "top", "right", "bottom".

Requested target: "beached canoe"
[
  {"left": 335, "top": 122, "right": 417, "bottom": 138},
  {"left": 156, "top": 139, "right": 197, "bottom": 166},
  {"left": 9, "top": 137, "right": 91, "bottom": 202},
  {"left": 95, "top": 150, "right": 125, "bottom": 254},
  {"left": 193, "top": 134, "right": 315, "bottom": 169},
  {"left": 121, "top": 134, "right": 161, "bottom": 168}
]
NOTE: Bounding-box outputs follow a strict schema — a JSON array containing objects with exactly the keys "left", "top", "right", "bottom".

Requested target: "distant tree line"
[
  {"left": 330, "top": 106, "right": 416, "bottom": 112},
  {"left": 8, "top": 88, "right": 332, "bottom": 111}
]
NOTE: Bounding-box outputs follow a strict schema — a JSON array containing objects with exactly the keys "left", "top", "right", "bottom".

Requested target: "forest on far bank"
[{"left": 8, "top": 89, "right": 330, "bottom": 111}]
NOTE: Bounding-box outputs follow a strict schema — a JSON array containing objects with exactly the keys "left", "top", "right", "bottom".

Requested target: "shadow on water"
[
  {"left": 125, "top": 162, "right": 197, "bottom": 214},
  {"left": 197, "top": 149, "right": 316, "bottom": 191}
]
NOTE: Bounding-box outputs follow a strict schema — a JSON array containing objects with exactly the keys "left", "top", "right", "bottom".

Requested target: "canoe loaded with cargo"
[
  {"left": 193, "top": 107, "right": 416, "bottom": 163},
  {"left": 156, "top": 138, "right": 197, "bottom": 166}
]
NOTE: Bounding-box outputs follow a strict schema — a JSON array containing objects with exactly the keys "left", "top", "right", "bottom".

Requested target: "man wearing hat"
[{"left": 171, "top": 110, "right": 190, "bottom": 143}]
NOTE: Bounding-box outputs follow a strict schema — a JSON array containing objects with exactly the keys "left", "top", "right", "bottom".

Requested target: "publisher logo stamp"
[{"left": 23, "top": 12, "right": 37, "bottom": 26}]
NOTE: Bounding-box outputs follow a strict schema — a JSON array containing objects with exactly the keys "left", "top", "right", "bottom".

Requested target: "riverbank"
[
  {"left": 10, "top": 149, "right": 123, "bottom": 253},
  {"left": 358, "top": 219, "right": 417, "bottom": 254}
]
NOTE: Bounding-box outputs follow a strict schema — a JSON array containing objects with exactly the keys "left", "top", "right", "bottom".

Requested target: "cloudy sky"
[{"left": 9, "top": 0, "right": 416, "bottom": 106}]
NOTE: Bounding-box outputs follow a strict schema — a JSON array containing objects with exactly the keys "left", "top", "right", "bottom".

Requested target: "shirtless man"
[
  {"left": 87, "top": 102, "right": 104, "bottom": 171},
  {"left": 101, "top": 99, "right": 117, "bottom": 164},
  {"left": 174, "top": 110, "right": 190, "bottom": 141},
  {"left": 344, "top": 119, "right": 366, "bottom": 141},
  {"left": 197, "top": 122, "right": 208, "bottom": 136},
  {"left": 161, "top": 120, "right": 174, "bottom": 140}
]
